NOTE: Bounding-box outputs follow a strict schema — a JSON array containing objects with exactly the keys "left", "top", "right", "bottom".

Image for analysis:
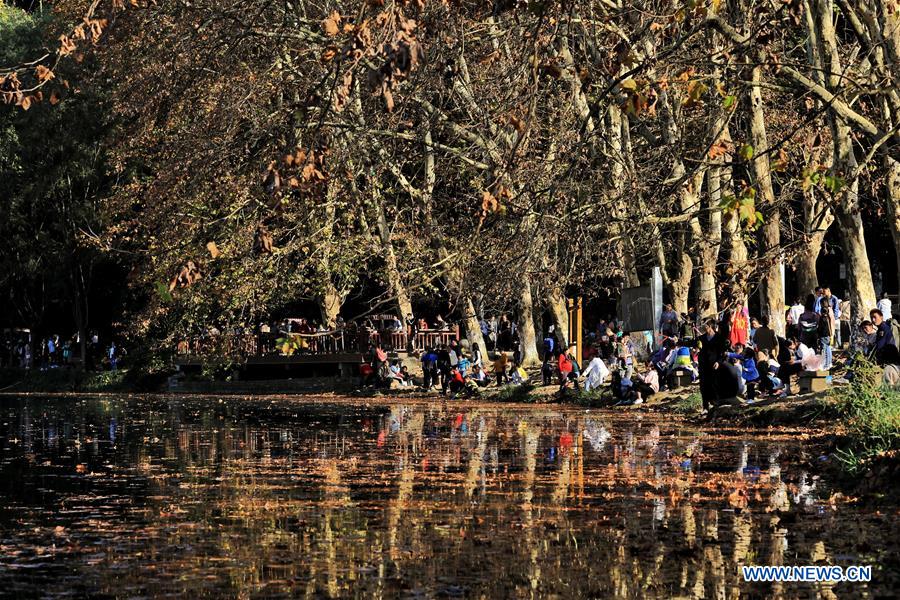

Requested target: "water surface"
[{"left": 0, "top": 395, "right": 896, "bottom": 598}]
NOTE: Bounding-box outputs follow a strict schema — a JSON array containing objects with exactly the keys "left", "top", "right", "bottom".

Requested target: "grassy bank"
[
  {"left": 830, "top": 360, "right": 900, "bottom": 476},
  {"left": 0, "top": 367, "right": 130, "bottom": 393}
]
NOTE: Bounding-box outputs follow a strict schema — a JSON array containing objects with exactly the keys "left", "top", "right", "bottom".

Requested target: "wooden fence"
[{"left": 176, "top": 326, "right": 460, "bottom": 359}]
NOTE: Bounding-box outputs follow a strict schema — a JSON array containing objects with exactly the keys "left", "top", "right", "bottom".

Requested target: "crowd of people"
[
  {"left": 355, "top": 288, "right": 899, "bottom": 412},
  {"left": 0, "top": 331, "right": 123, "bottom": 372}
]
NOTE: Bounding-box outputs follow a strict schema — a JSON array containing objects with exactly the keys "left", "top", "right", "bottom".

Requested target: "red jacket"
[{"left": 558, "top": 353, "right": 573, "bottom": 374}]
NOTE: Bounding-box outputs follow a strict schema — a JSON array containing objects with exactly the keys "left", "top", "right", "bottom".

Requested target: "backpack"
[
  {"left": 798, "top": 314, "right": 819, "bottom": 346},
  {"left": 543, "top": 337, "right": 555, "bottom": 355},
  {"left": 890, "top": 318, "right": 900, "bottom": 350}
]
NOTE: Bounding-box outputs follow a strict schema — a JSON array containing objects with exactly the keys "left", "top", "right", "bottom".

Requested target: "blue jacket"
[
  {"left": 728, "top": 353, "right": 759, "bottom": 381},
  {"left": 875, "top": 321, "right": 895, "bottom": 353},
  {"left": 817, "top": 295, "right": 841, "bottom": 318},
  {"left": 543, "top": 337, "right": 555, "bottom": 355}
]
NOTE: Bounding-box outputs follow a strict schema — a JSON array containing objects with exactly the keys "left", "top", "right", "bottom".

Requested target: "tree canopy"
[{"left": 2, "top": 0, "right": 899, "bottom": 362}]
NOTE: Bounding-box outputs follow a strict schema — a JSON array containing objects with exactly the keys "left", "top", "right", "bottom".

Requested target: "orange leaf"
[
  {"left": 206, "top": 241, "right": 220, "bottom": 258},
  {"left": 35, "top": 65, "right": 54, "bottom": 82},
  {"left": 322, "top": 11, "right": 341, "bottom": 37},
  {"left": 59, "top": 34, "right": 77, "bottom": 56}
]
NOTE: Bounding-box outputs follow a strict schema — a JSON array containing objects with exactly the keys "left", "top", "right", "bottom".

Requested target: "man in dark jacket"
[
  {"left": 697, "top": 313, "right": 732, "bottom": 412},
  {"left": 870, "top": 309, "right": 896, "bottom": 365},
  {"left": 421, "top": 347, "right": 439, "bottom": 390},
  {"left": 751, "top": 315, "right": 778, "bottom": 356}
]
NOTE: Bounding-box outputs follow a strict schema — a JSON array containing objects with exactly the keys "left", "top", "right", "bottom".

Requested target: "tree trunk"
[
  {"left": 547, "top": 286, "right": 569, "bottom": 348},
  {"left": 461, "top": 295, "right": 488, "bottom": 358},
  {"left": 814, "top": 0, "right": 878, "bottom": 326},
  {"left": 748, "top": 57, "right": 786, "bottom": 336},
  {"left": 794, "top": 241, "right": 824, "bottom": 298},
  {"left": 607, "top": 104, "right": 641, "bottom": 287},
  {"left": 670, "top": 252, "right": 693, "bottom": 317},
  {"left": 835, "top": 197, "right": 878, "bottom": 322},
  {"left": 517, "top": 281, "right": 541, "bottom": 367},
  {"left": 721, "top": 148, "right": 749, "bottom": 299},
  {"left": 318, "top": 283, "right": 342, "bottom": 328},
  {"left": 885, "top": 157, "right": 900, "bottom": 281},
  {"left": 375, "top": 200, "right": 414, "bottom": 324},
  {"left": 697, "top": 139, "right": 724, "bottom": 317},
  {"left": 70, "top": 261, "right": 89, "bottom": 371}
]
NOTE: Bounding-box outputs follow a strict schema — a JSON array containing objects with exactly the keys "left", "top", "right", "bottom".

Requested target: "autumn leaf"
[
  {"left": 59, "top": 34, "right": 77, "bottom": 56},
  {"left": 481, "top": 190, "right": 499, "bottom": 215},
  {"left": 685, "top": 80, "right": 708, "bottom": 106},
  {"left": 35, "top": 65, "right": 54, "bottom": 82},
  {"left": 49, "top": 89, "right": 61, "bottom": 105},
  {"left": 206, "top": 241, "right": 220, "bottom": 259},
  {"left": 739, "top": 144, "right": 754, "bottom": 160},
  {"left": 708, "top": 140, "right": 730, "bottom": 159},
  {"left": 322, "top": 11, "right": 341, "bottom": 37},
  {"left": 728, "top": 487, "right": 748, "bottom": 509},
  {"left": 772, "top": 148, "right": 789, "bottom": 172}
]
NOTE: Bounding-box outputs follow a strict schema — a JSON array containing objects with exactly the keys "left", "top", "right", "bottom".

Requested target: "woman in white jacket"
[{"left": 581, "top": 356, "right": 610, "bottom": 391}]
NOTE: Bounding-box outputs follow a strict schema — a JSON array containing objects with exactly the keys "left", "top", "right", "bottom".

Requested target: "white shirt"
[
  {"left": 877, "top": 298, "right": 892, "bottom": 320},
  {"left": 788, "top": 304, "right": 804, "bottom": 325}
]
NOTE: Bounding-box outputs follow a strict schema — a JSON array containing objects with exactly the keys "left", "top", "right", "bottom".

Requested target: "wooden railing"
[{"left": 176, "top": 326, "right": 460, "bottom": 358}]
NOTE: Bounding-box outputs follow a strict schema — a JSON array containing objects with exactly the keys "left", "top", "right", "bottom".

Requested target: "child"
[
  {"left": 448, "top": 367, "right": 466, "bottom": 399},
  {"left": 511, "top": 365, "right": 530, "bottom": 385},
  {"left": 493, "top": 352, "right": 510, "bottom": 385},
  {"left": 471, "top": 364, "right": 491, "bottom": 387}
]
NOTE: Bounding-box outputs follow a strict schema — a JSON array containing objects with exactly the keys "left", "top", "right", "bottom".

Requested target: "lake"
[{"left": 1, "top": 395, "right": 896, "bottom": 598}]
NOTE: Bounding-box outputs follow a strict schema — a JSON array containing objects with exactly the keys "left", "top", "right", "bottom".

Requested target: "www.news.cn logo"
[{"left": 742, "top": 565, "right": 872, "bottom": 583}]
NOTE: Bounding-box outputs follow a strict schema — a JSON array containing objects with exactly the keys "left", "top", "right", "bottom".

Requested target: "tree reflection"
[{"left": 0, "top": 397, "right": 894, "bottom": 598}]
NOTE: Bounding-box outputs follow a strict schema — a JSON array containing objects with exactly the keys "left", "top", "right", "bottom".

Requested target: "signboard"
[
  {"left": 617, "top": 267, "right": 663, "bottom": 337},
  {"left": 618, "top": 285, "right": 653, "bottom": 332}
]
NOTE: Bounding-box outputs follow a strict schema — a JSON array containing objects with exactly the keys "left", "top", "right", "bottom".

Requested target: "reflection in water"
[{"left": 0, "top": 396, "right": 897, "bottom": 598}]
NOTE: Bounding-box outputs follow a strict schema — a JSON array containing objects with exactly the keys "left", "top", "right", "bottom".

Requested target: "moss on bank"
[
  {"left": 830, "top": 360, "right": 900, "bottom": 475},
  {"left": 0, "top": 368, "right": 130, "bottom": 393}
]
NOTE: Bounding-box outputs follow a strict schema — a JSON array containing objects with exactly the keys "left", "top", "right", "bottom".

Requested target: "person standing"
[
  {"left": 751, "top": 315, "right": 779, "bottom": 357},
  {"left": 471, "top": 343, "right": 483, "bottom": 370},
  {"left": 493, "top": 352, "right": 510, "bottom": 385},
  {"left": 421, "top": 347, "right": 439, "bottom": 390},
  {"left": 614, "top": 332, "right": 634, "bottom": 381},
  {"left": 437, "top": 344, "right": 452, "bottom": 394},
  {"left": 797, "top": 295, "right": 821, "bottom": 349},
  {"left": 542, "top": 329, "right": 556, "bottom": 385},
  {"left": 787, "top": 297, "right": 804, "bottom": 338},
  {"left": 512, "top": 329, "right": 522, "bottom": 366},
  {"left": 658, "top": 304, "right": 679, "bottom": 339},
  {"left": 877, "top": 292, "right": 893, "bottom": 321},
  {"left": 818, "top": 305, "right": 835, "bottom": 371},
  {"left": 729, "top": 304, "right": 750, "bottom": 347},
  {"left": 697, "top": 313, "right": 732, "bottom": 412},
  {"left": 819, "top": 288, "right": 842, "bottom": 347}
]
